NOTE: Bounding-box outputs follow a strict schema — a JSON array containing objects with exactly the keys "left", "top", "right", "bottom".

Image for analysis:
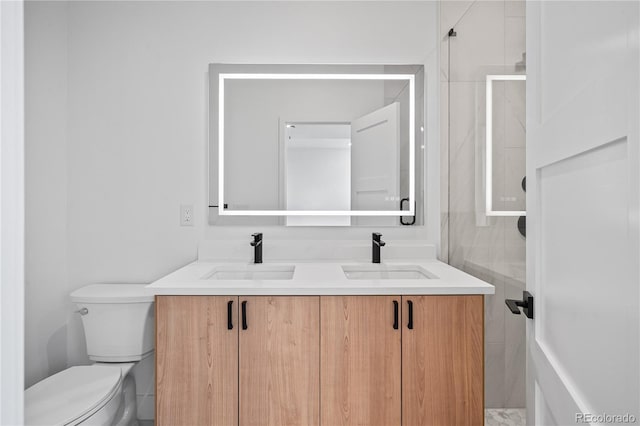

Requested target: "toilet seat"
[{"left": 25, "top": 365, "right": 122, "bottom": 425}]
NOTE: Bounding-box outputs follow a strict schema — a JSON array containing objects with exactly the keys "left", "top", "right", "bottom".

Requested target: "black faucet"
[
  {"left": 372, "top": 232, "right": 386, "bottom": 263},
  {"left": 250, "top": 233, "right": 263, "bottom": 264}
]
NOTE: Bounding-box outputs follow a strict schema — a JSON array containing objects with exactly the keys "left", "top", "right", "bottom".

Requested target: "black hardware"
[
  {"left": 505, "top": 291, "right": 534, "bottom": 319},
  {"left": 448, "top": 27, "right": 457, "bottom": 37},
  {"left": 518, "top": 176, "right": 526, "bottom": 238},
  {"left": 407, "top": 300, "right": 414, "bottom": 329},
  {"left": 393, "top": 300, "right": 399, "bottom": 330},
  {"left": 372, "top": 233, "right": 386, "bottom": 264},
  {"left": 227, "top": 300, "right": 234, "bottom": 330},
  {"left": 400, "top": 198, "right": 416, "bottom": 226},
  {"left": 250, "top": 233, "right": 263, "bottom": 264},
  {"left": 241, "top": 301, "right": 248, "bottom": 330},
  {"left": 518, "top": 216, "right": 526, "bottom": 238},
  {"left": 208, "top": 204, "right": 228, "bottom": 209}
]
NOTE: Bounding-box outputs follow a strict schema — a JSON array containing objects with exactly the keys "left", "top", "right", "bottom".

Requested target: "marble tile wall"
[{"left": 439, "top": 0, "right": 526, "bottom": 409}]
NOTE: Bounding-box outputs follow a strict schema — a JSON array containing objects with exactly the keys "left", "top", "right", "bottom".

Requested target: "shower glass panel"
[{"left": 441, "top": 0, "right": 526, "bottom": 422}]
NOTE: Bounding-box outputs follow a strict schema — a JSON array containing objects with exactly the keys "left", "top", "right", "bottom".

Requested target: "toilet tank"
[{"left": 70, "top": 284, "right": 154, "bottom": 362}]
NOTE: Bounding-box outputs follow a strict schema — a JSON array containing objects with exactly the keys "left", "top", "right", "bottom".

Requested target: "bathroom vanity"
[
  {"left": 147, "top": 63, "right": 493, "bottom": 425},
  {"left": 150, "top": 254, "right": 493, "bottom": 426}
]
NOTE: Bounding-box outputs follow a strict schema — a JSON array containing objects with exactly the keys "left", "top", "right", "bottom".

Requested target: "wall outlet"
[{"left": 180, "top": 204, "right": 194, "bottom": 226}]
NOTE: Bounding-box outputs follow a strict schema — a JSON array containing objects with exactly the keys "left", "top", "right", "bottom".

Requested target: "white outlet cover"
[{"left": 180, "top": 204, "right": 194, "bottom": 226}]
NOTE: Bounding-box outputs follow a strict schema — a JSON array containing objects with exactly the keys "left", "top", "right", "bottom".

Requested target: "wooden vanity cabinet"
[
  {"left": 156, "top": 294, "right": 483, "bottom": 426},
  {"left": 402, "top": 295, "right": 484, "bottom": 426},
  {"left": 239, "top": 296, "right": 319, "bottom": 426},
  {"left": 320, "top": 295, "right": 484, "bottom": 426},
  {"left": 320, "top": 296, "right": 402, "bottom": 426},
  {"left": 155, "top": 296, "right": 239, "bottom": 426},
  {"left": 156, "top": 295, "right": 319, "bottom": 426}
]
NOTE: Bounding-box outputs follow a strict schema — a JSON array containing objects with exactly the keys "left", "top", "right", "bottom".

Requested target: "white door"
[
  {"left": 526, "top": 1, "right": 639, "bottom": 425},
  {"left": 351, "top": 102, "right": 400, "bottom": 226}
]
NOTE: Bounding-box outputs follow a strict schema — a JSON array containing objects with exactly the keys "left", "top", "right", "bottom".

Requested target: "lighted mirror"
[
  {"left": 485, "top": 74, "right": 526, "bottom": 217},
  {"left": 208, "top": 64, "right": 425, "bottom": 226}
]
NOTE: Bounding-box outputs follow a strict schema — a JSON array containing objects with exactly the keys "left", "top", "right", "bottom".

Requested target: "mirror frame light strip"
[
  {"left": 218, "top": 72, "right": 415, "bottom": 216},
  {"left": 485, "top": 74, "right": 527, "bottom": 217}
]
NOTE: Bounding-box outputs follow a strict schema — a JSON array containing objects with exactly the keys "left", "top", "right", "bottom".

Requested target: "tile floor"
[{"left": 485, "top": 408, "right": 526, "bottom": 426}]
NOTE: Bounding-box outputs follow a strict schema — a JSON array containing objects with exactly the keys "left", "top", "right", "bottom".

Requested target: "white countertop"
[{"left": 147, "top": 259, "right": 495, "bottom": 296}]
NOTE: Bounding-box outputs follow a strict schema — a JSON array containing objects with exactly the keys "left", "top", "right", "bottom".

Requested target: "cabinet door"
[
  {"left": 156, "top": 296, "right": 238, "bottom": 426},
  {"left": 239, "top": 296, "right": 320, "bottom": 426},
  {"left": 402, "top": 295, "right": 484, "bottom": 426},
  {"left": 320, "top": 296, "right": 402, "bottom": 426}
]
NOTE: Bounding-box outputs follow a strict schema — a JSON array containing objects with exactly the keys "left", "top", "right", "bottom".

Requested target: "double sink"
[
  {"left": 206, "top": 264, "right": 436, "bottom": 281},
  {"left": 206, "top": 232, "right": 439, "bottom": 281}
]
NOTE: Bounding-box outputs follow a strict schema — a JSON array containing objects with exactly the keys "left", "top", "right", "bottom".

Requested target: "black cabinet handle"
[
  {"left": 241, "top": 301, "right": 248, "bottom": 330},
  {"left": 393, "top": 300, "right": 399, "bottom": 330},
  {"left": 227, "top": 300, "right": 233, "bottom": 330},
  {"left": 407, "top": 300, "right": 414, "bottom": 329}
]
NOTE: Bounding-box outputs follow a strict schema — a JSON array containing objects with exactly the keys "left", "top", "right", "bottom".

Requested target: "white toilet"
[{"left": 25, "top": 284, "right": 154, "bottom": 426}]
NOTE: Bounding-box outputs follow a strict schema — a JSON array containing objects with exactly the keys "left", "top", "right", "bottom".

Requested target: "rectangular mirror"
[{"left": 209, "top": 64, "right": 424, "bottom": 226}]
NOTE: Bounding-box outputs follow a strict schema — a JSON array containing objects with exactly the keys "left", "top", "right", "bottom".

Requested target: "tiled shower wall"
[{"left": 439, "top": 0, "right": 526, "bottom": 408}]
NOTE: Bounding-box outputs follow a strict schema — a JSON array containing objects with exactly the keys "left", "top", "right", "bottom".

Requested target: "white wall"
[
  {"left": 25, "top": 0, "right": 439, "bottom": 390},
  {"left": 224, "top": 79, "right": 384, "bottom": 212},
  {"left": 25, "top": 0, "right": 73, "bottom": 388},
  {"left": 287, "top": 143, "right": 351, "bottom": 209},
  {"left": 1, "top": 0, "right": 25, "bottom": 422}
]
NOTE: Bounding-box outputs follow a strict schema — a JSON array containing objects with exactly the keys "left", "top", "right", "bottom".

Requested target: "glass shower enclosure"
[{"left": 440, "top": 1, "right": 526, "bottom": 423}]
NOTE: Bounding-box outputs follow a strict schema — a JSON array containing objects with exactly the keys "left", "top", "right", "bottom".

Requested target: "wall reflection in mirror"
[{"left": 208, "top": 64, "right": 424, "bottom": 226}]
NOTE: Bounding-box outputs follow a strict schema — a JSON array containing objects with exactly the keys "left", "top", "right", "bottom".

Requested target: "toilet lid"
[
  {"left": 25, "top": 365, "right": 122, "bottom": 426},
  {"left": 70, "top": 283, "right": 154, "bottom": 303}
]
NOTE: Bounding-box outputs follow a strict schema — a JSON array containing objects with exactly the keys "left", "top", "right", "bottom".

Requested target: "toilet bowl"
[{"left": 26, "top": 284, "right": 154, "bottom": 426}]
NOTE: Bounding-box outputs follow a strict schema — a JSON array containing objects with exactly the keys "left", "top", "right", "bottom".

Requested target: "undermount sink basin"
[
  {"left": 206, "top": 265, "right": 295, "bottom": 280},
  {"left": 342, "top": 265, "right": 436, "bottom": 280}
]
